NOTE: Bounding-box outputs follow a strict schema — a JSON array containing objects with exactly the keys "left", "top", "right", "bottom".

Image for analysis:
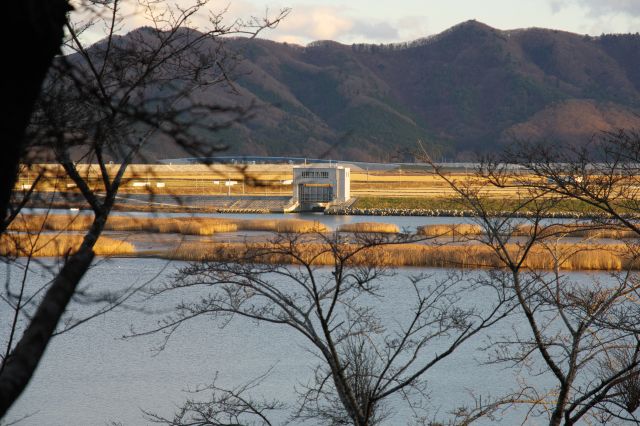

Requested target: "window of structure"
[{"left": 300, "top": 170, "right": 329, "bottom": 179}]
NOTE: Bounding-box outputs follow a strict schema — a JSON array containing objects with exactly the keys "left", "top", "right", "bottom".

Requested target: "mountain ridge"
[{"left": 120, "top": 20, "right": 640, "bottom": 161}]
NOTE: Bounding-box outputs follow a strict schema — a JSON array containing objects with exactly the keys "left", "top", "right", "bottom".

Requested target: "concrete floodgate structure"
[{"left": 288, "top": 165, "right": 351, "bottom": 211}]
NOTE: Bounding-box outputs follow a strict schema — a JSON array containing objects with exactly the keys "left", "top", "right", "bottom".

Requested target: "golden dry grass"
[
  {"left": 9, "top": 214, "right": 635, "bottom": 270},
  {"left": 416, "top": 223, "right": 640, "bottom": 240},
  {"left": 9, "top": 214, "right": 327, "bottom": 235},
  {"left": 152, "top": 219, "right": 238, "bottom": 235},
  {"left": 235, "top": 219, "right": 328, "bottom": 233},
  {"left": 9, "top": 214, "right": 91, "bottom": 232},
  {"left": 514, "top": 223, "right": 640, "bottom": 239},
  {"left": 167, "top": 241, "right": 631, "bottom": 271},
  {"left": 0, "top": 233, "right": 135, "bottom": 257},
  {"left": 417, "top": 224, "right": 484, "bottom": 237},
  {"left": 337, "top": 222, "right": 400, "bottom": 233}
]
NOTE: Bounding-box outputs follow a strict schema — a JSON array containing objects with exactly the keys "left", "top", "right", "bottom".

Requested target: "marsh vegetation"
[{"left": 9, "top": 214, "right": 328, "bottom": 235}]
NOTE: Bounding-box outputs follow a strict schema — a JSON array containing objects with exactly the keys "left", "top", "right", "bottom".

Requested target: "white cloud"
[
  {"left": 576, "top": 0, "right": 640, "bottom": 16},
  {"left": 548, "top": 0, "right": 640, "bottom": 34},
  {"left": 265, "top": 4, "right": 405, "bottom": 44},
  {"left": 271, "top": 34, "right": 308, "bottom": 44},
  {"left": 279, "top": 5, "right": 353, "bottom": 40},
  {"left": 550, "top": 0, "right": 640, "bottom": 17}
]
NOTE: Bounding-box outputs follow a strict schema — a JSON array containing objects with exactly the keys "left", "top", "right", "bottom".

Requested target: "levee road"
[{"left": 16, "top": 163, "right": 538, "bottom": 199}]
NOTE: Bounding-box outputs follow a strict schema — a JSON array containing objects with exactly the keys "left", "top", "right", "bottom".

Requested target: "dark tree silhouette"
[
  {"left": 423, "top": 137, "right": 640, "bottom": 425},
  {"left": 138, "top": 230, "right": 517, "bottom": 425},
  {"left": 0, "top": 0, "right": 288, "bottom": 418},
  {"left": 1, "top": 0, "right": 70, "bottom": 227}
]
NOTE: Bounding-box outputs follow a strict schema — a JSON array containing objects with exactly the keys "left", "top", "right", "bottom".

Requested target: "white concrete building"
[{"left": 292, "top": 165, "right": 350, "bottom": 207}]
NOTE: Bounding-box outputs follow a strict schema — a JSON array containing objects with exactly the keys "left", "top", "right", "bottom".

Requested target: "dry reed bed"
[
  {"left": 337, "top": 222, "right": 400, "bottom": 233},
  {"left": 0, "top": 234, "right": 135, "bottom": 257},
  {"left": 418, "top": 223, "right": 640, "bottom": 240},
  {"left": 167, "top": 241, "right": 631, "bottom": 271},
  {"left": 417, "top": 224, "right": 484, "bottom": 237},
  {"left": 236, "top": 219, "right": 328, "bottom": 233},
  {"left": 514, "top": 224, "right": 640, "bottom": 239},
  {"left": 9, "top": 214, "right": 328, "bottom": 235}
]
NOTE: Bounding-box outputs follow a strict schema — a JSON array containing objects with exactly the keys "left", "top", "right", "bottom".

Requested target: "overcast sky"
[{"left": 224, "top": 0, "right": 640, "bottom": 45}]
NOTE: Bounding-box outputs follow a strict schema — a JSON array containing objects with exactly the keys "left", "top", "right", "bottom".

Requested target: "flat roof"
[{"left": 293, "top": 165, "right": 348, "bottom": 169}]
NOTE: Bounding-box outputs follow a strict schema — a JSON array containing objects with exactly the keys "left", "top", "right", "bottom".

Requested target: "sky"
[{"left": 222, "top": 0, "right": 640, "bottom": 45}]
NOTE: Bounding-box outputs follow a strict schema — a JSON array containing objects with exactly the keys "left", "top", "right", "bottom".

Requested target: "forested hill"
[{"left": 141, "top": 20, "right": 640, "bottom": 161}]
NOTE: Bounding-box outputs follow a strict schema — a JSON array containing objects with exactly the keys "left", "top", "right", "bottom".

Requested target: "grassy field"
[
  {"left": 15, "top": 163, "right": 544, "bottom": 199},
  {"left": 16, "top": 164, "right": 295, "bottom": 195},
  {"left": 18, "top": 163, "right": 636, "bottom": 217}
]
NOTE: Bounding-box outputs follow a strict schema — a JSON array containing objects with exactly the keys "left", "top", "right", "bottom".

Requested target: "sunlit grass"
[
  {"left": 236, "top": 219, "right": 328, "bottom": 233},
  {"left": 0, "top": 233, "right": 135, "bottom": 257},
  {"left": 417, "top": 223, "right": 640, "bottom": 240},
  {"left": 337, "top": 222, "right": 400, "bottom": 233},
  {"left": 167, "top": 241, "right": 631, "bottom": 271},
  {"left": 417, "top": 224, "right": 483, "bottom": 237},
  {"left": 10, "top": 214, "right": 637, "bottom": 270},
  {"left": 9, "top": 214, "right": 327, "bottom": 235},
  {"left": 514, "top": 223, "right": 640, "bottom": 239}
]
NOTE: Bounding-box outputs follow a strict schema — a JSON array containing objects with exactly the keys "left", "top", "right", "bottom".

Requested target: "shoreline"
[
  {"left": 326, "top": 207, "right": 629, "bottom": 220},
  {"left": 22, "top": 197, "right": 634, "bottom": 220},
  {"left": 31, "top": 202, "right": 635, "bottom": 219}
]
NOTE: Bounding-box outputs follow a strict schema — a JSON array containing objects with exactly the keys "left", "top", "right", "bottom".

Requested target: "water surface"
[{"left": 1, "top": 258, "right": 593, "bottom": 425}]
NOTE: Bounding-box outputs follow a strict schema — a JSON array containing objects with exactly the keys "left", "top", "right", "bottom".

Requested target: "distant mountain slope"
[{"left": 124, "top": 21, "right": 640, "bottom": 161}]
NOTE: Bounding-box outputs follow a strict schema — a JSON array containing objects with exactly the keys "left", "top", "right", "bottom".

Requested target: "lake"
[{"left": 2, "top": 256, "right": 601, "bottom": 425}]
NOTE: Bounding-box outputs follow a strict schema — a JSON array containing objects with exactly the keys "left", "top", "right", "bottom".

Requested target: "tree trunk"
[{"left": 0, "top": 0, "right": 70, "bottom": 224}]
